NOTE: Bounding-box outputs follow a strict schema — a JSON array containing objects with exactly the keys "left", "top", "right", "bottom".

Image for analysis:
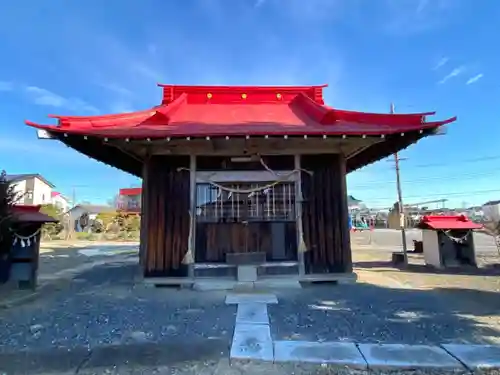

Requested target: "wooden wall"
[
  {"left": 141, "top": 155, "right": 190, "bottom": 277},
  {"left": 301, "top": 154, "right": 352, "bottom": 273},
  {"left": 195, "top": 221, "right": 297, "bottom": 262}
]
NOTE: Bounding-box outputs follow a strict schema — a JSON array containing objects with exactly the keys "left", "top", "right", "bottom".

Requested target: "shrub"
[
  {"left": 0, "top": 171, "right": 17, "bottom": 256},
  {"left": 39, "top": 204, "right": 64, "bottom": 239}
]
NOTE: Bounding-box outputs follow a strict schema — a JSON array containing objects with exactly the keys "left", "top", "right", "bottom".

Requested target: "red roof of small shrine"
[
  {"left": 12, "top": 205, "right": 58, "bottom": 223},
  {"left": 25, "top": 84, "right": 456, "bottom": 139},
  {"left": 418, "top": 215, "right": 483, "bottom": 230}
]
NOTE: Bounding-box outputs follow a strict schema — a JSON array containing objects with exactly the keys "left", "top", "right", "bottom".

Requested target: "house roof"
[
  {"left": 24, "top": 84, "right": 456, "bottom": 176},
  {"left": 26, "top": 84, "right": 455, "bottom": 138},
  {"left": 348, "top": 195, "right": 361, "bottom": 204},
  {"left": 6, "top": 174, "right": 55, "bottom": 188},
  {"left": 119, "top": 187, "right": 142, "bottom": 196},
  {"left": 68, "top": 204, "right": 115, "bottom": 214},
  {"left": 12, "top": 205, "right": 58, "bottom": 223}
]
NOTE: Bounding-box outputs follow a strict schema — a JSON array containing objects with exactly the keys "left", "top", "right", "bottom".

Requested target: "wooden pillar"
[
  {"left": 139, "top": 157, "right": 150, "bottom": 273},
  {"left": 301, "top": 154, "right": 353, "bottom": 274},
  {"left": 337, "top": 153, "right": 352, "bottom": 272},
  {"left": 188, "top": 154, "right": 196, "bottom": 278},
  {"left": 294, "top": 154, "right": 306, "bottom": 276}
]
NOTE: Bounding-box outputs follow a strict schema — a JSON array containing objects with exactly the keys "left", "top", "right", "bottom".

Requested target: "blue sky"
[{"left": 0, "top": 0, "right": 499, "bottom": 209}]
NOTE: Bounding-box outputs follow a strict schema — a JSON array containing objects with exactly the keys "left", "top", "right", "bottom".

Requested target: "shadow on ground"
[
  {"left": 270, "top": 281, "right": 500, "bottom": 345},
  {"left": 0, "top": 262, "right": 235, "bottom": 352},
  {"left": 354, "top": 260, "right": 500, "bottom": 276}
]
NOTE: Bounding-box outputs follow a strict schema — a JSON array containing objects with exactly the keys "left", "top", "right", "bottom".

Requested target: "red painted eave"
[
  {"left": 418, "top": 215, "right": 483, "bottom": 230},
  {"left": 25, "top": 84, "right": 457, "bottom": 138}
]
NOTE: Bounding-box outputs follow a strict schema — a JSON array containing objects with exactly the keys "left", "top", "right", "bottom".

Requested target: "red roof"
[
  {"left": 119, "top": 188, "right": 142, "bottom": 196},
  {"left": 12, "top": 205, "right": 58, "bottom": 223},
  {"left": 418, "top": 215, "right": 483, "bottom": 230},
  {"left": 25, "top": 84, "right": 456, "bottom": 139}
]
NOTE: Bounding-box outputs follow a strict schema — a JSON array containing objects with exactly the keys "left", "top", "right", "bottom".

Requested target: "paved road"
[
  {"left": 38, "top": 243, "right": 139, "bottom": 280},
  {"left": 352, "top": 228, "right": 498, "bottom": 253}
]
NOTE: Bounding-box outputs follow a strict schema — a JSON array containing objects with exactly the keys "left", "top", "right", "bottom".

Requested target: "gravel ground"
[
  {"left": 268, "top": 283, "right": 500, "bottom": 345},
  {"left": 0, "top": 261, "right": 236, "bottom": 351}
]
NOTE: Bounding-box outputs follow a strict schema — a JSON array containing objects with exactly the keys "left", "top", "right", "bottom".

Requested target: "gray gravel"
[
  {"left": 0, "top": 261, "right": 236, "bottom": 351},
  {"left": 268, "top": 283, "right": 500, "bottom": 345}
]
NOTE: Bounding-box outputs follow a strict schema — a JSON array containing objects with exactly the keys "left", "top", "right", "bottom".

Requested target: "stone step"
[{"left": 193, "top": 261, "right": 299, "bottom": 278}]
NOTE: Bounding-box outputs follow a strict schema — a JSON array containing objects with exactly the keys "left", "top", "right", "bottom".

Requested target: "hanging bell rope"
[{"left": 182, "top": 210, "right": 195, "bottom": 265}]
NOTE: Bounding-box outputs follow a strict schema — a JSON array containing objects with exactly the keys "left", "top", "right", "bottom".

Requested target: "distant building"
[
  {"left": 51, "top": 191, "right": 71, "bottom": 212},
  {"left": 66, "top": 204, "right": 115, "bottom": 232},
  {"left": 6, "top": 174, "right": 54, "bottom": 206},
  {"left": 347, "top": 195, "right": 365, "bottom": 211},
  {"left": 482, "top": 200, "right": 500, "bottom": 223},
  {"left": 117, "top": 188, "right": 142, "bottom": 213}
]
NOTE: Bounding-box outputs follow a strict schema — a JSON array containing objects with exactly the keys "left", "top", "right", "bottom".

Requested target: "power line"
[
  {"left": 348, "top": 170, "right": 500, "bottom": 188},
  {"left": 377, "top": 154, "right": 500, "bottom": 170},
  {"left": 356, "top": 188, "right": 500, "bottom": 203}
]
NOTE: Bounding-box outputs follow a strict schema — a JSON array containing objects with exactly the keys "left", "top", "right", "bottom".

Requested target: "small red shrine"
[{"left": 26, "top": 84, "right": 456, "bottom": 285}]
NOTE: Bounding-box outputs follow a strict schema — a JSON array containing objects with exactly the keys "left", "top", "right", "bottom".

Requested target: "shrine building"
[{"left": 26, "top": 84, "right": 456, "bottom": 285}]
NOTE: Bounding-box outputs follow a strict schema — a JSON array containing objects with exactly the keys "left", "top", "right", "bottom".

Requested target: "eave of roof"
[
  {"left": 6, "top": 173, "right": 55, "bottom": 188},
  {"left": 25, "top": 84, "right": 456, "bottom": 139},
  {"left": 24, "top": 84, "right": 457, "bottom": 177}
]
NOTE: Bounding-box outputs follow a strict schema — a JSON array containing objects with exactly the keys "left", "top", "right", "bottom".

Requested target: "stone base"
[{"left": 237, "top": 265, "right": 258, "bottom": 282}]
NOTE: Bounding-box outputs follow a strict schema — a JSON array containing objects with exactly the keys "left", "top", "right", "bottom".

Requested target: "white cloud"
[
  {"left": 98, "top": 82, "right": 134, "bottom": 96},
  {"left": 109, "top": 102, "right": 136, "bottom": 114},
  {"left": 0, "top": 81, "right": 13, "bottom": 91},
  {"left": 383, "top": 0, "right": 460, "bottom": 36},
  {"left": 433, "top": 57, "right": 449, "bottom": 70},
  {"left": 466, "top": 73, "right": 483, "bottom": 85},
  {"left": 24, "top": 86, "right": 99, "bottom": 113},
  {"left": 0, "top": 136, "right": 88, "bottom": 164},
  {"left": 438, "top": 66, "right": 465, "bottom": 84}
]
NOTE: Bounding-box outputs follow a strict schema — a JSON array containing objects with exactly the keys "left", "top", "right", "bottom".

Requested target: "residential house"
[
  {"left": 7, "top": 174, "right": 54, "bottom": 205},
  {"left": 347, "top": 195, "right": 365, "bottom": 211},
  {"left": 117, "top": 188, "right": 142, "bottom": 213},
  {"left": 51, "top": 191, "right": 71, "bottom": 212},
  {"left": 66, "top": 204, "right": 115, "bottom": 232}
]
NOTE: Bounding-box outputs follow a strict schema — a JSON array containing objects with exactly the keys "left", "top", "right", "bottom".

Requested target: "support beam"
[
  {"left": 338, "top": 153, "right": 352, "bottom": 272},
  {"left": 188, "top": 155, "right": 197, "bottom": 277},
  {"left": 139, "top": 157, "right": 150, "bottom": 272},
  {"left": 294, "top": 154, "right": 306, "bottom": 276}
]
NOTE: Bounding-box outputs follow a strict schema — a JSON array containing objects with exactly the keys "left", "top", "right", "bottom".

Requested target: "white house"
[
  {"left": 51, "top": 191, "right": 71, "bottom": 212},
  {"left": 6, "top": 174, "right": 54, "bottom": 205}
]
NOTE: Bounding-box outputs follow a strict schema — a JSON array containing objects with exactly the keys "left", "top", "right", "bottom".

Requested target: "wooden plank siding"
[
  {"left": 301, "top": 154, "right": 352, "bottom": 274},
  {"left": 195, "top": 221, "right": 297, "bottom": 263},
  {"left": 143, "top": 155, "right": 190, "bottom": 277}
]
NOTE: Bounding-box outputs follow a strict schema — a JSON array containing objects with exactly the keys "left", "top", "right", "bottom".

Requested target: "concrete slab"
[
  {"left": 274, "top": 340, "right": 367, "bottom": 369},
  {"left": 443, "top": 344, "right": 500, "bottom": 370},
  {"left": 230, "top": 323, "right": 273, "bottom": 361},
  {"left": 236, "top": 303, "right": 270, "bottom": 325},
  {"left": 225, "top": 293, "right": 278, "bottom": 305},
  {"left": 358, "top": 343, "right": 465, "bottom": 370},
  {"left": 237, "top": 265, "right": 258, "bottom": 282},
  {"left": 193, "top": 279, "right": 236, "bottom": 291}
]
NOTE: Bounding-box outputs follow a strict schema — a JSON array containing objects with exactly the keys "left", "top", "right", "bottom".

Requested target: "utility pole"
[
  {"left": 72, "top": 187, "right": 77, "bottom": 208},
  {"left": 391, "top": 103, "right": 408, "bottom": 266}
]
